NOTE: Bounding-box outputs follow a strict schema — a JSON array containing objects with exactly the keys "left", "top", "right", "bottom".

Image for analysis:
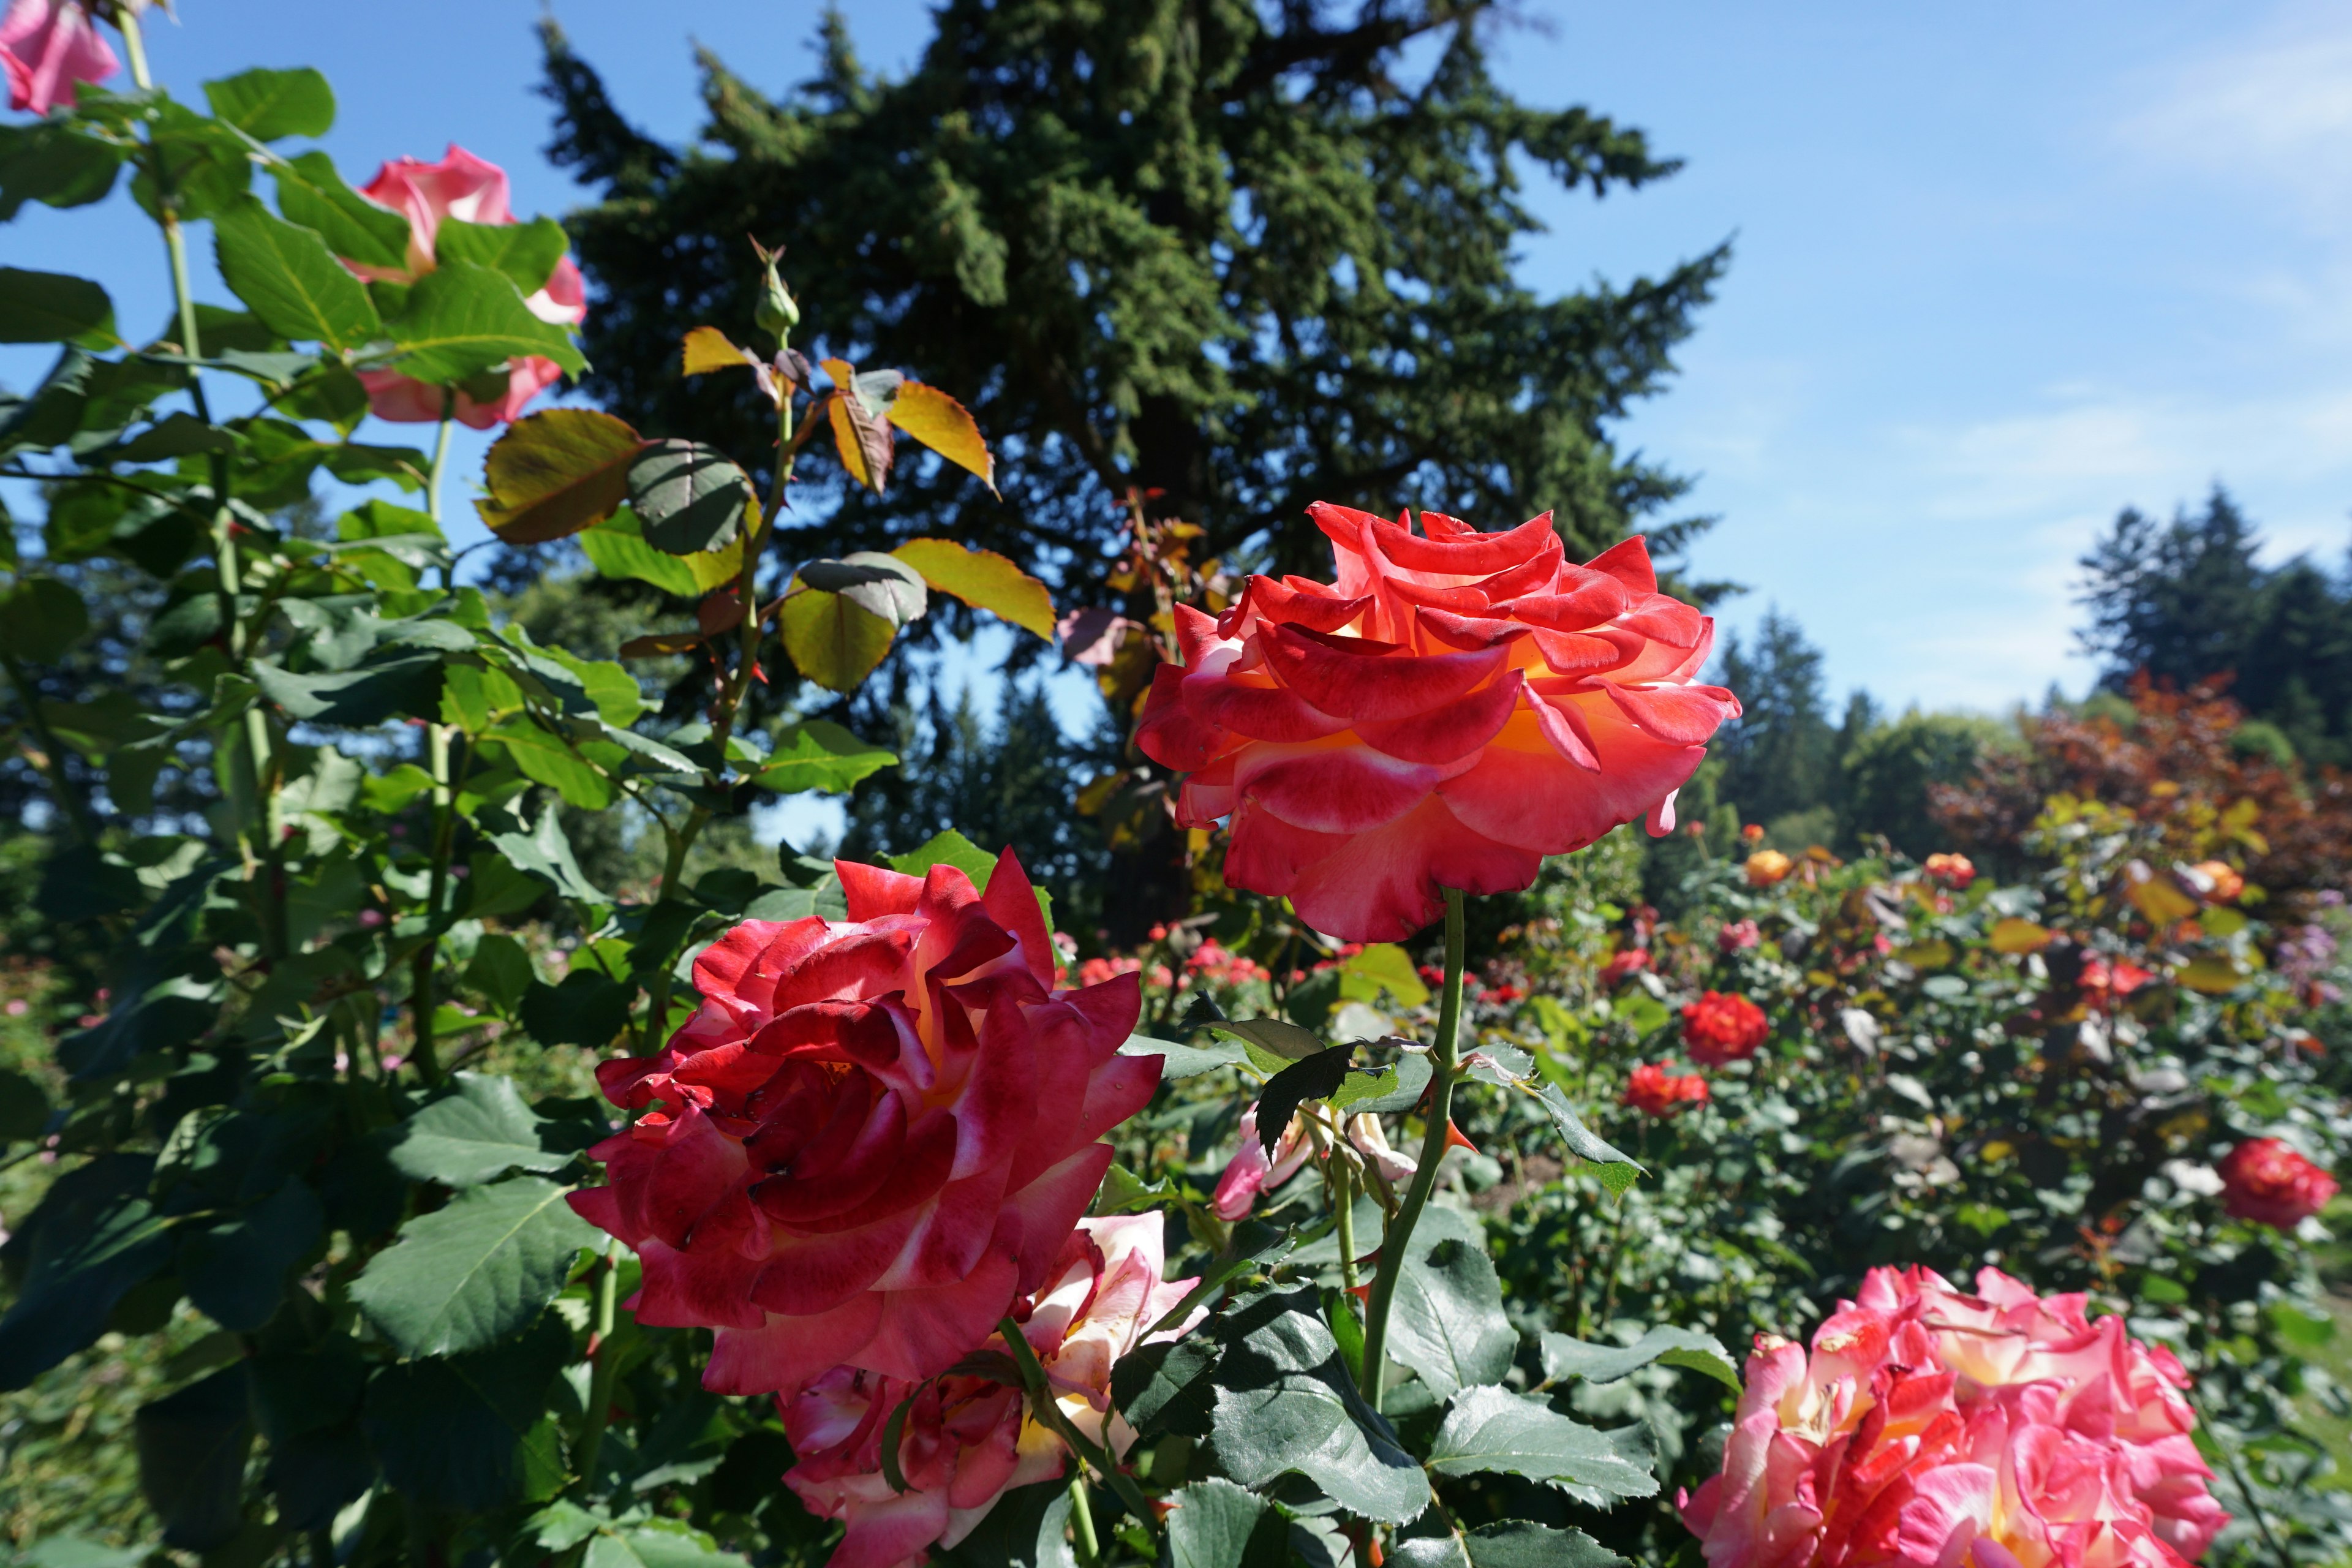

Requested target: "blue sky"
[{"left": 6, "top": 0, "right": 2349, "bottom": 722}]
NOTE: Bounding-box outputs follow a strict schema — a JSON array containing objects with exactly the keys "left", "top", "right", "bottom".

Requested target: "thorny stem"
[
  {"left": 573, "top": 1240, "right": 625, "bottom": 1493},
  {"left": 1358, "top": 886, "right": 1466, "bottom": 1412},
  {"left": 997, "top": 1315, "right": 1154, "bottom": 1526}
]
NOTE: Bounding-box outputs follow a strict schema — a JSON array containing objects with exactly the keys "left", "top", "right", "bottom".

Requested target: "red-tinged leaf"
[
  {"left": 697, "top": 592, "right": 745, "bottom": 637},
  {"left": 618, "top": 630, "right": 708, "bottom": 659},
  {"left": 476, "top": 409, "right": 644, "bottom": 543},
  {"left": 826, "top": 390, "right": 893, "bottom": 496},
  {"left": 682, "top": 325, "right": 752, "bottom": 376},
  {"left": 886, "top": 381, "right": 997, "bottom": 496},
  {"left": 891, "top": 537, "right": 1054, "bottom": 640}
]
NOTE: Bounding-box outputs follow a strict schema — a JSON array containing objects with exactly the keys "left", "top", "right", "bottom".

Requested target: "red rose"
[
  {"left": 1136, "top": 505, "right": 1739, "bottom": 940},
  {"left": 1623, "top": 1063, "right": 1709, "bottom": 1117},
  {"left": 1682, "top": 990, "right": 1768, "bottom": 1066},
  {"left": 1601, "top": 948, "right": 1649, "bottom": 984},
  {"left": 2217, "top": 1137, "right": 2339, "bottom": 1230},
  {"left": 1923, "top": 852, "right": 1975, "bottom": 889},
  {"left": 337, "top": 145, "right": 589, "bottom": 428},
  {"left": 568, "top": 853, "right": 1160, "bottom": 1397}
]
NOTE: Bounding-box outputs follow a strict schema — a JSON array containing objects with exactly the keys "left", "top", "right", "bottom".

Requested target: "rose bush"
[
  {"left": 1137, "top": 504, "right": 1738, "bottom": 940},
  {"left": 570, "top": 853, "right": 1159, "bottom": 1395}
]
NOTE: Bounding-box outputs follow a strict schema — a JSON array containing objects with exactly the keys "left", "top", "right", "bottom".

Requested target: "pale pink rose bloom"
[
  {"left": 783, "top": 1216, "right": 1200, "bottom": 1568},
  {"left": 1, "top": 0, "right": 116, "bottom": 115},
  {"left": 1210, "top": 1102, "right": 1313, "bottom": 1220},
  {"left": 1680, "top": 1265, "right": 2226, "bottom": 1568},
  {"left": 341, "top": 145, "right": 588, "bottom": 429}
]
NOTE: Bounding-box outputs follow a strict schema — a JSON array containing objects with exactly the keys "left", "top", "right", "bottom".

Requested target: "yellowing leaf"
[
  {"left": 826, "top": 389, "right": 892, "bottom": 495},
  {"left": 886, "top": 381, "right": 997, "bottom": 495},
  {"left": 476, "top": 408, "right": 644, "bottom": 543},
  {"left": 2127, "top": 876, "right": 2199, "bottom": 925},
  {"left": 781, "top": 584, "right": 897, "bottom": 693},
  {"left": 891, "top": 537, "right": 1055, "bottom": 641},
  {"left": 682, "top": 325, "right": 750, "bottom": 375},
  {"left": 1895, "top": 939, "right": 1954, "bottom": 970},
  {"left": 1988, "top": 918, "right": 2052, "bottom": 955},
  {"left": 2174, "top": 957, "right": 2244, "bottom": 995}
]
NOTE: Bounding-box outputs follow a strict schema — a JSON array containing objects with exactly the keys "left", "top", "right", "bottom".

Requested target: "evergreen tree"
[{"left": 1711, "top": 609, "right": 1839, "bottom": 836}]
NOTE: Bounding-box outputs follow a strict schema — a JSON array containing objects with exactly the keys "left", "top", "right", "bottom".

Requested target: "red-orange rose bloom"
[
  {"left": 568, "top": 853, "right": 1160, "bottom": 1398},
  {"left": 2217, "top": 1137, "right": 2338, "bottom": 1230},
  {"left": 1136, "top": 505, "right": 1740, "bottom": 941},
  {"left": 1624, "top": 1063, "right": 1709, "bottom": 1117},
  {"left": 1684, "top": 990, "right": 1769, "bottom": 1067}
]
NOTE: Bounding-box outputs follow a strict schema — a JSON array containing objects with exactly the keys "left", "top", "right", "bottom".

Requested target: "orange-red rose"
[
  {"left": 1683, "top": 990, "right": 1768, "bottom": 1066},
  {"left": 1923, "top": 852, "right": 1975, "bottom": 889},
  {"left": 568, "top": 853, "right": 1159, "bottom": 1398},
  {"left": 2217, "top": 1137, "right": 2338, "bottom": 1230},
  {"left": 1744, "top": 849, "right": 1793, "bottom": 887},
  {"left": 1136, "top": 505, "right": 1738, "bottom": 940},
  {"left": 1624, "top": 1063, "right": 1709, "bottom": 1117}
]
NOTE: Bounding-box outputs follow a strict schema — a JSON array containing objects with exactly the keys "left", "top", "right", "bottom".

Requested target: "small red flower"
[
  {"left": 1682, "top": 990, "right": 1768, "bottom": 1066},
  {"left": 1716, "top": 919, "right": 1761, "bottom": 953},
  {"left": 2217, "top": 1137, "right": 2338, "bottom": 1230},
  {"left": 1623, "top": 1063, "right": 1709, "bottom": 1117},
  {"left": 1923, "top": 852, "right": 1975, "bottom": 889},
  {"left": 1601, "top": 948, "right": 1649, "bottom": 984}
]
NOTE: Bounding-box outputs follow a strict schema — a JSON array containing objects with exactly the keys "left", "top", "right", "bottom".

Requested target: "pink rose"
[
  {"left": 782, "top": 1216, "right": 1201, "bottom": 1568},
  {"left": 1210, "top": 1102, "right": 1313, "bottom": 1220},
  {"left": 1717, "top": 919, "right": 1762, "bottom": 954},
  {"left": 2217, "top": 1137, "right": 2338, "bottom": 1230},
  {"left": 1136, "top": 507, "right": 1738, "bottom": 941},
  {"left": 1680, "top": 1265, "right": 2226, "bottom": 1568},
  {"left": 340, "top": 145, "right": 588, "bottom": 428},
  {"left": 569, "top": 853, "right": 1161, "bottom": 1398},
  {"left": 2, "top": 0, "right": 115, "bottom": 116}
]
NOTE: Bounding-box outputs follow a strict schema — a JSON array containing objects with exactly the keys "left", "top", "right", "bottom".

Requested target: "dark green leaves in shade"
[
  {"left": 1384, "top": 1210, "right": 1514, "bottom": 1401},
  {"left": 213, "top": 196, "right": 382, "bottom": 350},
  {"left": 930, "top": 1478, "right": 1075, "bottom": 1568},
  {"left": 0, "top": 1156, "right": 173, "bottom": 1390},
  {"left": 347, "top": 1177, "right": 597, "bottom": 1358},
  {"left": 1202, "top": 1287, "right": 1430, "bottom": 1525},
  {"left": 1159, "top": 1478, "right": 1290, "bottom": 1568},
  {"left": 178, "top": 1182, "right": 323, "bottom": 1332},
  {"left": 1254, "top": 1046, "right": 1354, "bottom": 1155},
  {"left": 0, "top": 576, "right": 89, "bottom": 662},
  {"left": 0, "top": 121, "right": 124, "bottom": 219},
  {"left": 519, "top": 971, "right": 633, "bottom": 1049},
  {"left": 0, "top": 268, "right": 113, "bottom": 346},
  {"left": 1539, "top": 1325, "right": 1741, "bottom": 1392},
  {"left": 202, "top": 67, "right": 336, "bottom": 141},
  {"left": 386, "top": 258, "right": 585, "bottom": 383},
  {"left": 1424, "top": 1386, "right": 1657, "bottom": 1504},
  {"left": 135, "top": 1363, "right": 254, "bottom": 1551},
  {"left": 363, "top": 1312, "right": 570, "bottom": 1509},
  {"left": 1390, "top": 1524, "right": 1626, "bottom": 1568},
  {"left": 387, "top": 1073, "right": 582, "bottom": 1188},
  {"left": 626, "top": 439, "right": 753, "bottom": 555}
]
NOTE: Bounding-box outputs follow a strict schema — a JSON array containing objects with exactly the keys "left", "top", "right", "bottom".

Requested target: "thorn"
[{"left": 1443, "top": 1120, "right": 1479, "bottom": 1156}]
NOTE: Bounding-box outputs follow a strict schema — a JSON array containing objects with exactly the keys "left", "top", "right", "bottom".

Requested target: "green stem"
[
  {"left": 1357, "top": 886, "right": 1466, "bottom": 1412},
  {"left": 2, "top": 651, "right": 96, "bottom": 843},
  {"left": 574, "top": 1241, "right": 624, "bottom": 1493},
  {"left": 407, "top": 724, "right": 458, "bottom": 1085},
  {"left": 1066, "top": 1476, "right": 1100, "bottom": 1568},
  {"left": 997, "top": 1316, "right": 1154, "bottom": 1526},
  {"left": 428, "top": 399, "right": 456, "bottom": 589},
  {"left": 1333, "top": 1149, "right": 1360, "bottom": 1294}
]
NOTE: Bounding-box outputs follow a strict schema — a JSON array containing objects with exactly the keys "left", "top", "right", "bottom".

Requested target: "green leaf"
[
  {"left": 348, "top": 1176, "right": 599, "bottom": 1358},
  {"left": 437, "top": 215, "right": 568, "bottom": 296},
  {"left": 1387, "top": 1226, "right": 1515, "bottom": 1401},
  {"left": 590, "top": 1523, "right": 753, "bottom": 1568},
  {"left": 466, "top": 934, "right": 535, "bottom": 1015},
  {"left": 1341, "top": 943, "right": 1430, "bottom": 1006},
  {"left": 203, "top": 67, "right": 335, "bottom": 140},
  {"left": 627, "top": 439, "right": 755, "bottom": 555},
  {"left": 888, "top": 828, "right": 1000, "bottom": 884},
  {"left": 1254, "top": 1046, "right": 1354, "bottom": 1154},
  {"left": 363, "top": 1312, "right": 570, "bottom": 1509},
  {"left": 488, "top": 803, "right": 607, "bottom": 905},
  {"left": 492, "top": 721, "right": 615, "bottom": 810},
  {"left": 931, "top": 1479, "right": 1074, "bottom": 1568},
  {"left": 520, "top": 971, "right": 633, "bottom": 1050},
  {"left": 757, "top": 720, "right": 898, "bottom": 794},
  {"left": 0, "top": 1156, "right": 173, "bottom": 1390},
  {"left": 1207, "top": 1017, "right": 1326, "bottom": 1074},
  {"left": 1327, "top": 1052, "right": 1432, "bottom": 1116},
  {"left": 477, "top": 407, "right": 643, "bottom": 543},
  {"left": 1205, "top": 1287, "right": 1430, "bottom": 1525},
  {"left": 1112, "top": 1335, "right": 1220, "bottom": 1441},
  {"left": 130, "top": 102, "right": 252, "bottom": 223},
  {"left": 1529, "top": 1080, "right": 1645, "bottom": 1194},
  {"left": 386, "top": 257, "right": 586, "bottom": 382},
  {"left": 1423, "top": 1386, "right": 1657, "bottom": 1502},
  {"left": 0, "top": 1068, "right": 52, "bottom": 1141},
  {"left": 1539, "top": 1325, "right": 1741, "bottom": 1392},
  {"left": 0, "top": 576, "right": 88, "bottom": 662},
  {"left": 1117, "top": 1033, "right": 1246, "bottom": 1080},
  {"left": 1160, "top": 1477, "right": 1288, "bottom": 1568},
  {"left": 0, "top": 267, "right": 112, "bottom": 345},
  {"left": 252, "top": 653, "right": 442, "bottom": 727},
  {"left": 135, "top": 1363, "right": 254, "bottom": 1551},
  {"left": 273, "top": 151, "right": 408, "bottom": 272},
  {"left": 1392, "top": 1525, "right": 1625, "bottom": 1568},
  {"left": 390, "top": 1073, "right": 578, "bottom": 1188},
  {"left": 178, "top": 1182, "right": 323, "bottom": 1332},
  {"left": 213, "top": 195, "right": 383, "bottom": 349},
  {"left": 581, "top": 508, "right": 704, "bottom": 597},
  {"left": 802, "top": 552, "right": 929, "bottom": 624},
  {"left": 1096, "top": 1161, "right": 1177, "bottom": 1216},
  {"left": 0, "top": 121, "right": 123, "bottom": 219}
]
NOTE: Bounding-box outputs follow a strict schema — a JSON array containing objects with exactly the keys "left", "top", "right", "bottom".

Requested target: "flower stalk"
[{"left": 1357, "top": 886, "right": 1466, "bottom": 1411}]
